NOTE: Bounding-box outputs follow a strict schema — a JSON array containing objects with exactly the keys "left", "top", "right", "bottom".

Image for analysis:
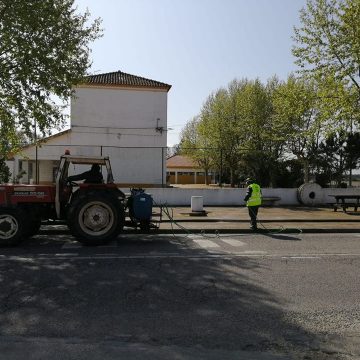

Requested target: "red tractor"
[{"left": 0, "top": 154, "right": 155, "bottom": 246}]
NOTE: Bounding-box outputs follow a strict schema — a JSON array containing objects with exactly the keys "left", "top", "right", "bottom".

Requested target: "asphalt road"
[{"left": 0, "top": 232, "right": 360, "bottom": 359}]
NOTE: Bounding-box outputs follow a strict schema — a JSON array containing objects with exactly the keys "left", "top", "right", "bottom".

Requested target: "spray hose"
[
  {"left": 160, "top": 203, "right": 225, "bottom": 240},
  {"left": 156, "top": 202, "right": 302, "bottom": 239}
]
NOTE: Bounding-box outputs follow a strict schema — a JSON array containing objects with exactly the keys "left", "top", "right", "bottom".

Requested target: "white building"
[{"left": 10, "top": 70, "right": 171, "bottom": 186}]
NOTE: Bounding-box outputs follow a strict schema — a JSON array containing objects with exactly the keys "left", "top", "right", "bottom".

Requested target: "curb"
[
  {"left": 161, "top": 218, "right": 360, "bottom": 223},
  {"left": 37, "top": 228, "right": 360, "bottom": 235}
]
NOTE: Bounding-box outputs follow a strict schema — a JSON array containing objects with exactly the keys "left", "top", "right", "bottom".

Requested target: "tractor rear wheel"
[
  {"left": 67, "top": 193, "right": 123, "bottom": 245},
  {"left": 0, "top": 208, "right": 25, "bottom": 246}
]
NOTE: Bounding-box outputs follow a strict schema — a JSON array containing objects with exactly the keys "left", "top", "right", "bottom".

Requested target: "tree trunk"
[
  {"left": 204, "top": 168, "right": 209, "bottom": 185},
  {"left": 349, "top": 168, "right": 352, "bottom": 187},
  {"left": 303, "top": 158, "right": 310, "bottom": 183}
]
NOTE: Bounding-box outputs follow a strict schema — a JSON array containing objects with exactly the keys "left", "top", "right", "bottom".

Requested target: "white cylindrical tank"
[{"left": 191, "top": 196, "right": 203, "bottom": 212}]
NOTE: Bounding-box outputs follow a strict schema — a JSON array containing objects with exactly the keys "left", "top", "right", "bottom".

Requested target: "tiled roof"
[
  {"left": 167, "top": 155, "right": 200, "bottom": 168},
  {"left": 84, "top": 70, "right": 171, "bottom": 91}
]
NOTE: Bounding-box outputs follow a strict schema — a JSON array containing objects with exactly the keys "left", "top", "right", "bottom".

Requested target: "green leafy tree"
[
  {"left": 292, "top": 0, "right": 360, "bottom": 128},
  {"left": 314, "top": 131, "right": 348, "bottom": 186},
  {"left": 236, "top": 78, "right": 282, "bottom": 185},
  {"left": 0, "top": 109, "right": 31, "bottom": 157},
  {"left": 198, "top": 85, "right": 248, "bottom": 186},
  {"left": 311, "top": 129, "right": 360, "bottom": 187},
  {"left": 197, "top": 89, "right": 231, "bottom": 185},
  {"left": 293, "top": 0, "right": 360, "bottom": 90},
  {"left": 272, "top": 75, "right": 321, "bottom": 182},
  {"left": 0, "top": 0, "right": 102, "bottom": 156},
  {"left": 197, "top": 79, "right": 280, "bottom": 186},
  {"left": 179, "top": 116, "right": 213, "bottom": 185},
  {"left": 180, "top": 78, "right": 286, "bottom": 187},
  {"left": 344, "top": 131, "right": 360, "bottom": 185},
  {"left": 0, "top": 157, "right": 10, "bottom": 183}
]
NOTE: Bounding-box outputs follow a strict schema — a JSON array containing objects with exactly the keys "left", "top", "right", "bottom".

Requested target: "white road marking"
[
  {"left": 221, "top": 239, "right": 246, "bottom": 247},
  {"left": 242, "top": 250, "right": 267, "bottom": 254},
  {"left": 282, "top": 256, "right": 320, "bottom": 259},
  {"left": 193, "top": 239, "right": 220, "bottom": 248}
]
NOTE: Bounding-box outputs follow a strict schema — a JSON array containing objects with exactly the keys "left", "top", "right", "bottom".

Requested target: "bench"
[
  {"left": 328, "top": 202, "right": 359, "bottom": 212},
  {"left": 262, "top": 196, "right": 281, "bottom": 206},
  {"left": 328, "top": 195, "right": 360, "bottom": 212}
]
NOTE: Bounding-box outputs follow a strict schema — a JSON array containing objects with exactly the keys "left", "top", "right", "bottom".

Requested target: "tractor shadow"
[{"left": 0, "top": 234, "right": 340, "bottom": 358}]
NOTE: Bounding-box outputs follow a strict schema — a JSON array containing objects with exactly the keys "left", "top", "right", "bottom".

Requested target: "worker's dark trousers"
[{"left": 248, "top": 206, "right": 259, "bottom": 230}]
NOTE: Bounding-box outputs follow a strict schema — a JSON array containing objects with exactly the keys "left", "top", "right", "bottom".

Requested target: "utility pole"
[
  {"left": 34, "top": 119, "right": 39, "bottom": 184},
  {"left": 220, "top": 148, "right": 223, "bottom": 187}
]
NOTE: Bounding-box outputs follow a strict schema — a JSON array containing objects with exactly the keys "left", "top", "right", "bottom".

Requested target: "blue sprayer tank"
[{"left": 130, "top": 189, "right": 153, "bottom": 221}]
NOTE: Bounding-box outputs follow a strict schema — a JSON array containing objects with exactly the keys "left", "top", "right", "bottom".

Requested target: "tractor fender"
[{"left": 70, "top": 188, "right": 124, "bottom": 205}]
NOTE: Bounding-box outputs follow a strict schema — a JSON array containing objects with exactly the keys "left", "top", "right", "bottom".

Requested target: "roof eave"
[{"left": 75, "top": 82, "right": 171, "bottom": 92}]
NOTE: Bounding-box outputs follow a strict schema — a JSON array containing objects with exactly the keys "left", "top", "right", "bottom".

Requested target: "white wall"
[
  {"left": 121, "top": 188, "right": 299, "bottom": 206},
  {"left": 124, "top": 187, "right": 360, "bottom": 206},
  {"left": 17, "top": 143, "right": 166, "bottom": 185},
  {"left": 103, "top": 147, "right": 165, "bottom": 184},
  {"left": 71, "top": 86, "right": 168, "bottom": 147}
]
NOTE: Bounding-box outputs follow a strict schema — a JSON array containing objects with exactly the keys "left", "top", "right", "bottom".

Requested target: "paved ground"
[
  {"left": 153, "top": 206, "right": 360, "bottom": 234},
  {"left": 39, "top": 206, "right": 360, "bottom": 235},
  {"left": 1, "top": 233, "right": 360, "bottom": 359},
  {"left": 1, "top": 206, "right": 359, "bottom": 360}
]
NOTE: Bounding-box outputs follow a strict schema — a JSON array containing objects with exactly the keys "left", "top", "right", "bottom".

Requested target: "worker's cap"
[{"left": 245, "top": 177, "right": 254, "bottom": 184}]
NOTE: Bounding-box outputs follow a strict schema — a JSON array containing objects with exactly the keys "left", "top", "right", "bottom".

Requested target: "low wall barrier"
[{"left": 120, "top": 185, "right": 360, "bottom": 207}]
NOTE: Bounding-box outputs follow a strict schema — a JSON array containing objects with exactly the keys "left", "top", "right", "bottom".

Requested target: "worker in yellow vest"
[{"left": 244, "top": 178, "right": 262, "bottom": 231}]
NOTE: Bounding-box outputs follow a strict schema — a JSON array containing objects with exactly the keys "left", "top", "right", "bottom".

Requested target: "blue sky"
[{"left": 76, "top": 0, "right": 307, "bottom": 146}]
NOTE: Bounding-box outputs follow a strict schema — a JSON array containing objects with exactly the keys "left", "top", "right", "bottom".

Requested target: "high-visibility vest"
[{"left": 246, "top": 183, "right": 262, "bottom": 207}]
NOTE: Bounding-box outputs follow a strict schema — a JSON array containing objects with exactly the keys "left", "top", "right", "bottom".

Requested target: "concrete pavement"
[
  {"left": 155, "top": 206, "right": 360, "bottom": 234},
  {"left": 38, "top": 205, "right": 360, "bottom": 236}
]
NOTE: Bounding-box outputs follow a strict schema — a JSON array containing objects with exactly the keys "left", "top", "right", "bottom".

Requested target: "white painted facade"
[
  {"left": 10, "top": 77, "right": 170, "bottom": 185},
  {"left": 71, "top": 86, "right": 168, "bottom": 147}
]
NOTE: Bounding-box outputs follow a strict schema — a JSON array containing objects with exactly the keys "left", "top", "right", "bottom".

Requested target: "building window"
[{"left": 178, "top": 172, "right": 194, "bottom": 176}]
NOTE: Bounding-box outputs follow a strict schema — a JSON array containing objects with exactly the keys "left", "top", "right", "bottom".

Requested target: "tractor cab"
[
  {"left": 55, "top": 155, "right": 120, "bottom": 218},
  {"left": 57, "top": 154, "right": 115, "bottom": 184}
]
